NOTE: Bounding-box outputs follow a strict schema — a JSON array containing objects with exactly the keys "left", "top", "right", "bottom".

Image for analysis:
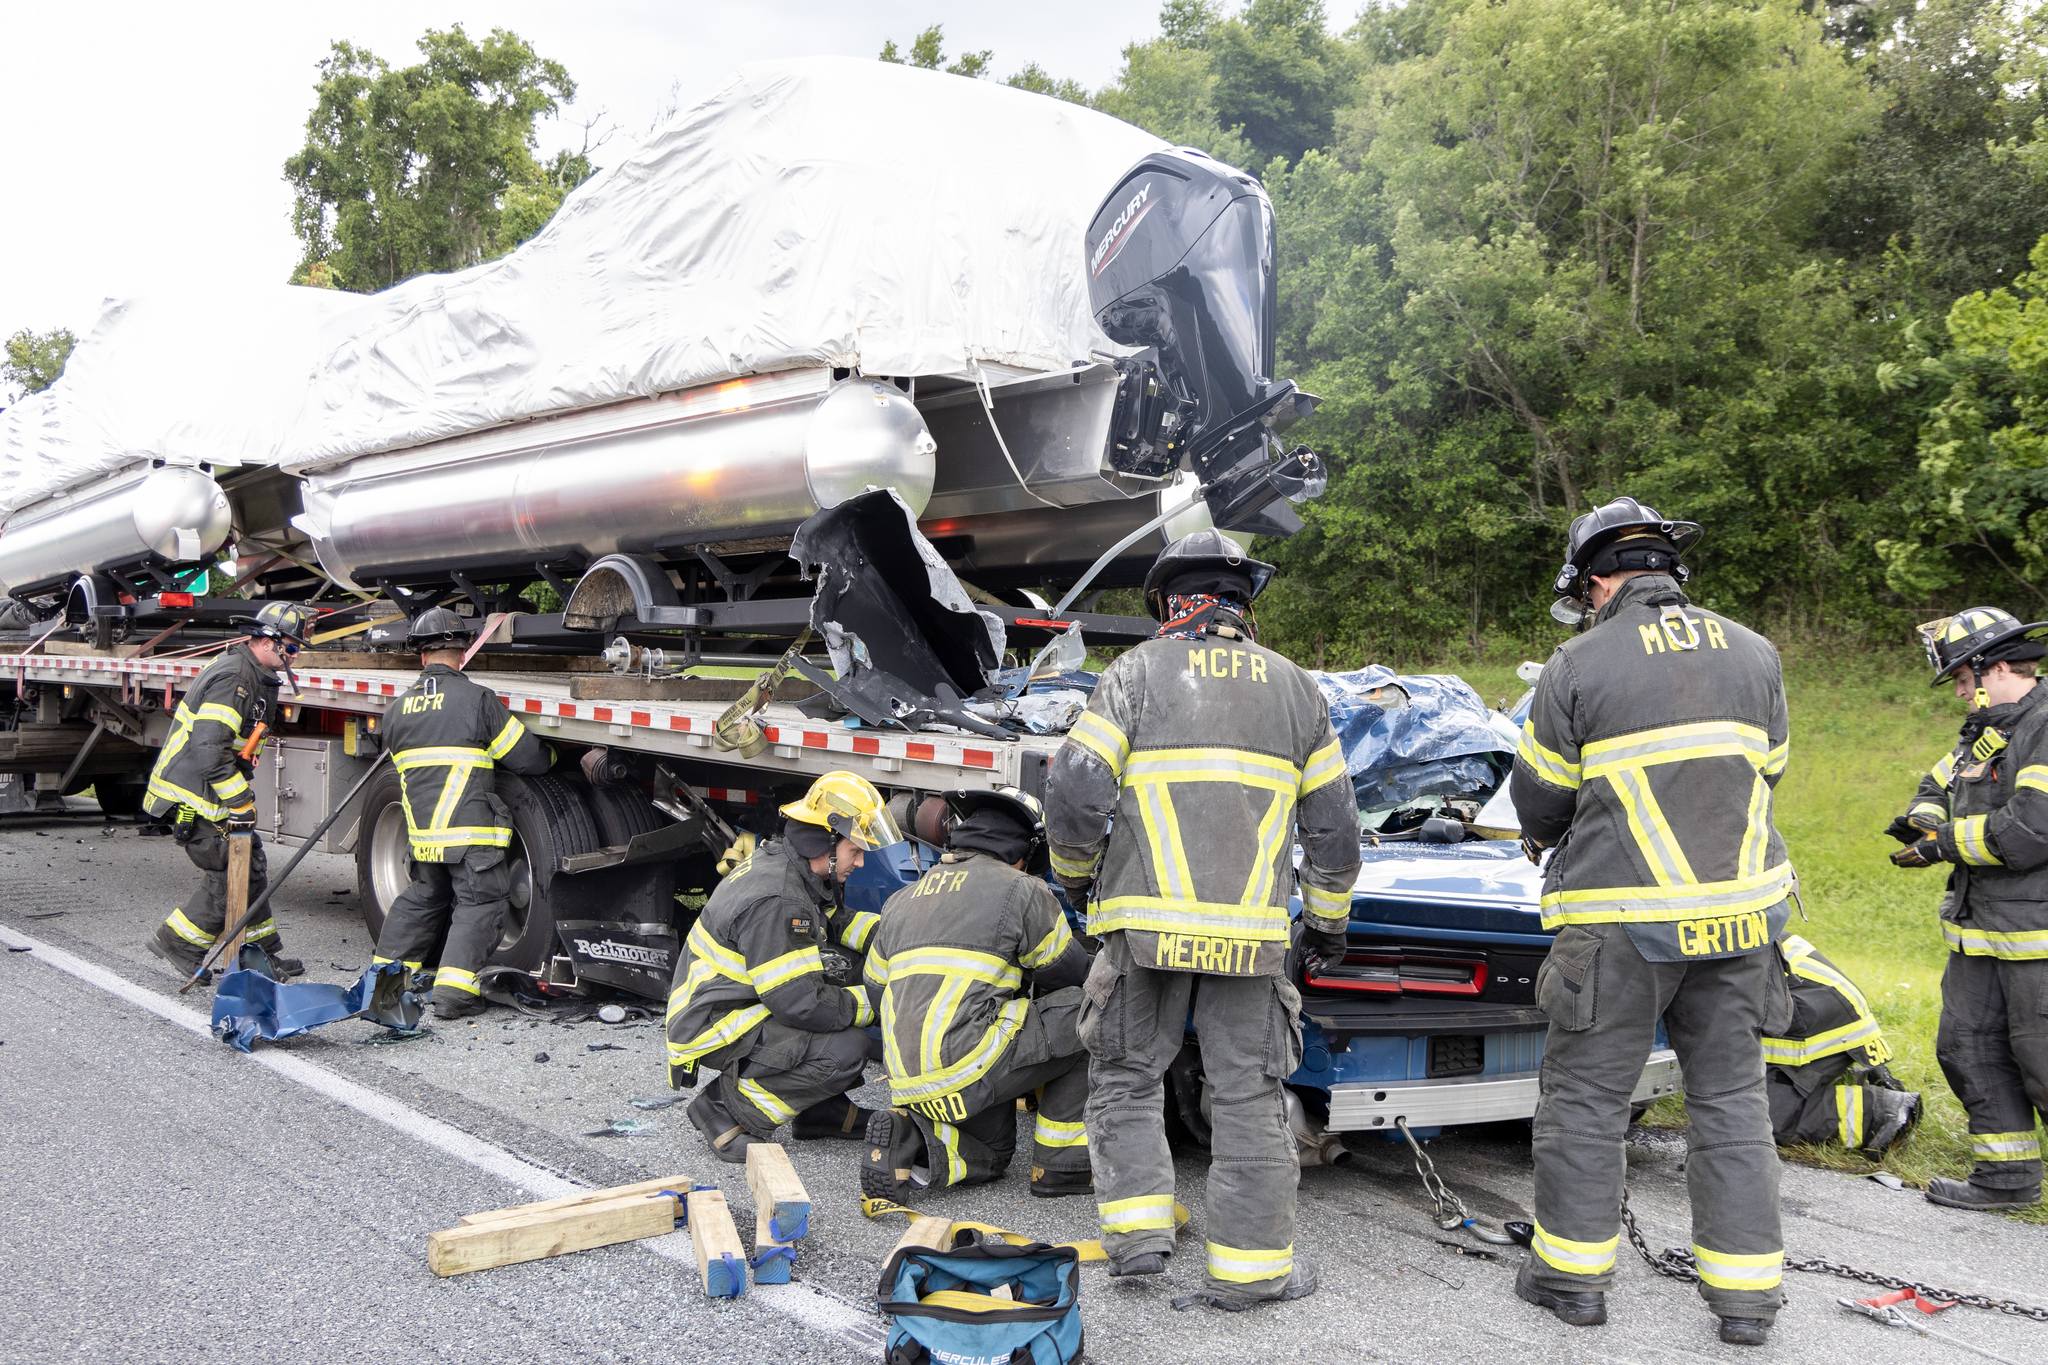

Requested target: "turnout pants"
[
  {"left": 1936, "top": 952, "right": 2048, "bottom": 1193},
  {"left": 908, "top": 987, "right": 1092, "bottom": 1188},
  {"left": 157, "top": 822, "right": 283, "bottom": 954},
  {"left": 1766, "top": 1056, "right": 1900, "bottom": 1152},
  {"left": 700, "top": 1018, "right": 871, "bottom": 1139},
  {"left": 1081, "top": 932, "right": 1302, "bottom": 1297},
  {"left": 373, "top": 848, "right": 510, "bottom": 1004},
  {"left": 1530, "top": 923, "right": 1785, "bottom": 1321}
]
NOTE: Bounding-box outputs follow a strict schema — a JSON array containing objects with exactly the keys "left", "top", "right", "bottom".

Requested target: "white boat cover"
[{"left": 2, "top": 55, "right": 1164, "bottom": 513}]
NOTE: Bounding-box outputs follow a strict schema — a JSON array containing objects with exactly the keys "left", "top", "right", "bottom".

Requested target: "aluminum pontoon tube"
[
  {"left": 294, "top": 376, "right": 938, "bottom": 590},
  {"left": 0, "top": 464, "right": 233, "bottom": 596}
]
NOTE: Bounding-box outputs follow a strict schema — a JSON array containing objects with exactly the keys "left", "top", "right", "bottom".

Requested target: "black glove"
[
  {"left": 1890, "top": 835, "right": 1941, "bottom": 868},
  {"left": 1520, "top": 836, "right": 1549, "bottom": 866},
  {"left": 1300, "top": 923, "right": 1349, "bottom": 973},
  {"left": 818, "top": 948, "right": 854, "bottom": 984},
  {"left": 1882, "top": 815, "right": 1924, "bottom": 845},
  {"left": 225, "top": 802, "right": 258, "bottom": 832}
]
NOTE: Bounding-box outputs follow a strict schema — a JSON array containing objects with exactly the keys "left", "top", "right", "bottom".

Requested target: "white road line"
[{"left": 0, "top": 924, "right": 886, "bottom": 1353}]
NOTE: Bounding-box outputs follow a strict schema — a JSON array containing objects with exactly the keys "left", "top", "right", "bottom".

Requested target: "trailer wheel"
[
  {"left": 586, "top": 781, "right": 665, "bottom": 845},
  {"left": 355, "top": 764, "right": 412, "bottom": 942},
  {"left": 91, "top": 777, "right": 147, "bottom": 818}
]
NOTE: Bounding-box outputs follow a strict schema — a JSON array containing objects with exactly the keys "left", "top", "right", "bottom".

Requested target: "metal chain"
[
  {"left": 1396, "top": 1118, "right": 1470, "bottom": 1227},
  {"left": 1620, "top": 1192, "right": 2048, "bottom": 1322}
]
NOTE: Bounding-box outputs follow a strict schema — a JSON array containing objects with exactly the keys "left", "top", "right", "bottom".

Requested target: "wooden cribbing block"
[
  {"left": 687, "top": 1187, "right": 748, "bottom": 1299},
  {"left": 889, "top": 1214, "right": 956, "bottom": 1265},
  {"left": 744, "top": 1144, "right": 810, "bottom": 1283},
  {"left": 458, "top": 1176, "right": 692, "bottom": 1227},
  {"left": 427, "top": 1190, "right": 679, "bottom": 1277}
]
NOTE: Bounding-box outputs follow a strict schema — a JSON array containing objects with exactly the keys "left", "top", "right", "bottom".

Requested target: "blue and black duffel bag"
[{"left": 877, "top": 1239, "right": 1083, "bottom": 1365}]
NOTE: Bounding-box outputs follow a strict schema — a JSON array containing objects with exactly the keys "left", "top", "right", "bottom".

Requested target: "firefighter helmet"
[
  {"left": 1550, "top": 496, "right": 1702, "bottom": 624},
  {"left": 1141, "top": 528, "right": 1276, "bottom": 621},
  {"left": 1918, "top": 607, "right": 2048, "bottom": 687},
  {"left": 407, "top": 606, "right": 471, "bottom": 651},
  {"left": 944, "top": 785, "right": 1049, "bottom": 874},
  {"left": 779, "top": 771, "right": 902, "bottom": 851},
  {"left": 236, "top": 601, "right": 314, "bottom": 646}
]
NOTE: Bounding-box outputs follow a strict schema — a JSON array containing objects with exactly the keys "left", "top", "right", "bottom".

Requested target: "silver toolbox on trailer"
[{"left": 254, "top": 735, "right": 374, "bottom": 854}]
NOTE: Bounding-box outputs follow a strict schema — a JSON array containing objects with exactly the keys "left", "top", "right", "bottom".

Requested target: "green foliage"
[
  {"left": 1, "top": 327, "right": 76, "bottom": 399},
  {"left": 284, "top": 25, "right": 591, "bottom": 293},
  {"left": 878, "top": 24, "right": 992, "bottom": 78}
]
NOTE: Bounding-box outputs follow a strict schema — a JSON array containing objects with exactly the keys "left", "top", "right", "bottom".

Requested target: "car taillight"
[
  {"left": 1302, "top": 949, "right": 1486, "bottom": 996},
  {"left": 159, "top": 592, "right": 196, "bottom": 608}
]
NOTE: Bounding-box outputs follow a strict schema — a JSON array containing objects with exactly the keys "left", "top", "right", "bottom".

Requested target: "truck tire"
[
  {"left": 91, "top": 776, "right": 147, "bottom": 818},
  {"left": 586, "top": 781, "right": 666, "bottom": 845},
  {"left": 581, "top": 779, "right": 690, "bottom": 934}
]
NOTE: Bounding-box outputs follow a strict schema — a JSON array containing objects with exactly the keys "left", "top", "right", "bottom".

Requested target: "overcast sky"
[{"left": 0, "top": 1, "right": 1176, "bottom": 339}]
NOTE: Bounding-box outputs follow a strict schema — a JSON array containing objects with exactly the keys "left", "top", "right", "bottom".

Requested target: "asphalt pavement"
[{"left": 3, "top": 804, "right": 2044, "bottom": 1364}]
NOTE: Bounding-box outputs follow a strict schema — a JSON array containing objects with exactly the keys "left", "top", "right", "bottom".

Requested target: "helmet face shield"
[{"left": 780, "top": 771, "right": 902, "bottom": 852}]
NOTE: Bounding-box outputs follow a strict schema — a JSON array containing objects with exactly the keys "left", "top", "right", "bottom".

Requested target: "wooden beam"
[
  {"left": 687, "top": 1187, "right": 748, "bottom": 1299},
  {"left": 219, "top": 833, "right": 254, "bottom": 965},
  {"left": 458, "top": 1176, "right": 691, "bottom": 1226},
  {"left": 744, "top": 1144, "right": 809, "bottom": 1284},
  {"left": 889, "top": 1214, "right": 956, "bottom": 1266},
  {"left": 427, "top": 1191, "right": 678, "bottom": 1277}
]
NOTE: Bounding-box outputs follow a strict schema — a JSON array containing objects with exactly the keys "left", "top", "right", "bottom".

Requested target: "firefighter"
[
  {"left": 1511, "top": 498, "right": 1791, "bottom": 1348},
  {"left": 862, "top": 787, "right": 1095, "bottom": 1199},
  {"left": 1762, "top": 935, "right": 1920, "bottom": 1156},
  {"left": 370, "top": 609, "right": 552, "bottom": 1019},
  {"left": 667, "top": 770, "right": 900, "bottom": 1164},
  {"left": 1044, "top": 529, "right": 1361, "bottom": 1309},
  {"left": 1891, "top": 607, "right": 2048, "bottom": 1211},
  {"left": 145, "top": 601, "right": 314, "bottom": 979}
]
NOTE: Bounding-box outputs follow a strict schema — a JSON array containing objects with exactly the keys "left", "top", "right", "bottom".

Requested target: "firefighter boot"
[
  {"left": 430, "top": 988, "right": 486, "bottom": 1020},
  {"left": 1925, "top": 1176, "right": 2042, "bottom": 1211},
  {"left": 148, "top": 923, "right": 207, "bottom": 979},
  {"left": 1718, "top": 1317, "right": 1772, "bottom": 1347},
  {"left": 793, "top": 1096, "right": 871, "bottom": 1142},
  {"left": 689, "top": 1089, "right": 759, "bottom": 1165},
  {"left": 1515, "top": 1259, "right": 1607, "bottom": 1327},
  {"left": 1177, "top": 1255, "right": 1319, "bottom": 1312},
  {"left": 1108, "top": 1252, "right": 1169, "bottom": 1279},
  {"left": 1858, "top": 1089, "right": 1921, "bottom": 1160},
  {"left": 1029, "top": 1165, "right": 1092, "bottom": 1199},
  {"left": 861, "top": 1108, "right": 931, "bottom": 1200}
]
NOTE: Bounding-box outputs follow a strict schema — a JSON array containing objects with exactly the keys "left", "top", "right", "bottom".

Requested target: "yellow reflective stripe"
[
  {"left": 881, "top": 984, "right": 912, "bottom": 1086},
  {"left": 1531, "top": 1222, "right": 1617, "bottom": 1276},
  {"left": 1607, "top": 765, "right": 1697, "bottom": 887},
  {"left": 1300, "top": 882, "right": 1350, "bottom": 926},
  {"left": 1238, "top": 790, "right": 1294, "bottom": 907},
  {"left": 1034, "top": 1115, "right": 1088, "bottom": 1149},
  {"left": 1762, "top": 739, "right": 1789, "bottom": 778},
  {"left": 920, "top": 976, "right": 969, "bottom": 1075},
  {"left": 667, "top": 1003, "right": 770, "bottom": 1065},
  {"left": 863, "top": 948, "right": 891, "bottom": 987},
  {"left": 686, "top": 922, "right": 751, "bottom": 983},
  {"left": 845, "top": 985, "right": 874, "bottom": 1027},
  {"left": 931, "top": 1120, "right": 968, "bottom": 1185},
  {"left": 1738, "top": 773, "right": 1772, "bottom": 880},
  {"left": 1090, "top": 895, "right": 1290, "bottom": 942},
  {"left": 165, "top": 908, "right": 216, "bottom": 947},
  {"left": 1908, "top": 801, "right": 1948, "bottom": 823},
  {"left": 147, "top": 776, "right": 228, "bottom": 822},
  {"left": 752, "top": 947, "right": 826, "bottom": 994},
  {"left": 1836, "top": 1086, "right": 1863, "bottom": 1148},
  {"left": 1205, "top": 1242, "right": 1292, "bottom": 1284},
  {"left": 1299, "top": 738, "right": 1347, "bottom": 795},
  {"left": 736, "top": 1078, "right": 795, "bottom": 1124},
  {"left": 1952, "top": 814, "right": 2001, "bottom": 866},
  {"left": 1691, "top": 1245, "right": 1783, "bottom": 1292},
  {"left": 1098, "top": 1194, "right": 1176, "bottom": 1234},
  {"left": 1932, "top": 753, "right": 1957, "bottom": 785},
  {"left": 1580, "top": 720, "right": 1770, "bottom": 778},
  {"left": 839, "top": 911, "right": 879, "bottom": 952},
  {"left": 484, "top": 716, "right": 526, "bottom": 761},
  {"left": 437, "top": 966, "right": 481, "bottom": 996},
  {"left": 1049, "top": 847, "right": 1096, "bottom": 880},
  {"left": 186, "top": 701, "right": 244, "bottom": 729},
  {"left": 1971, "top": 1131, "right": 2042, "bottom": 1161},
  {"left": 427, "top": 761, "right": 476, "bottom": 835},
  {"left": 886, "top": 946, "right": 1023, "bottom": 989},
  {"left": 1020, "top": 916, "right": 1073, "bottom": 969},
  {"left": 1942, "top": 921, "right": 2048, "bottom": 959},
  {"left": 1540, "top": 863, "right": 1793, "bottom": 924},
  {"left": 371, "top": 955, "right": 424, "bottom": 970},
  {"left": 1125, "top": 746, "right": 1301, "bottom": 795},
  {"left": 889, "top": 998, "right": 1030, "bottom": 1103},
  {"left": 1067, "top": 710, "right": 1130, "bottom": 775},
  {"left": 243, "top": 918, "right": 277, "bottom": 939},
  {"left": 211, "top": 771, "right": 251, "bottom": 801},
  {"left": 1762, "top": 1014, "right": 1883, "bottom": 1067},
  {"left": 1518, "top": 720, "right": 1581, "bottom": 790},
  {"left": 408, "top": 827, "right": 511, "bottom": 854},
  {"left": 393, "top": 746, "right": 491, "bottom": 770},
  {"left": 2016, "top": 765, "right": 2048, "bottom": 795}
]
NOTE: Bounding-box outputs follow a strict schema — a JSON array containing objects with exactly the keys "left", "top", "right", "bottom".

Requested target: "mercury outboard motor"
[{"left": 1087, "top": 147, "right": 1324, "bottom": 537}]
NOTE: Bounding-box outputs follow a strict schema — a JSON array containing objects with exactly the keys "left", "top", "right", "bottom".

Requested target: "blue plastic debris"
[
  {"left": 210, "top": 962, "right": 419, "bottom": 1053},
  {"left": 1310, "top": 666, "right": 1515, "bottom": 812}
]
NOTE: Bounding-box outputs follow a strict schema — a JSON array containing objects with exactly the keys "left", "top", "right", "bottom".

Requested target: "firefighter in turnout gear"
[
  {"left": 1045, "top": 529, "right": 1362, "bottom": 1307},
  {"left": 371, "top": 609, "right": 552, "bottom": 1019},
  {"left": 861, "top": 787, "right": 1095, "bottom": 1200},
  {"left": 145, "top": 602, "right": 314, "bottom": 979},
  {"left": 667, "top": 771, "right": 902, "bottom": 1164},
  {"left": 1511, "top": 498, "right": 1791, "bottom": 1348},
  {"left": 1890, "top": 607, "right": 2048, "bottom": 1212},
  {"left": 1763, "top": 935, "right": 1920, "bottom": 1157}
]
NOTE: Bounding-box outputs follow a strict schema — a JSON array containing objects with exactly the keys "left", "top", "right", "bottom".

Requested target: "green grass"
[{"left": 1435, "top": 646, "right": 2047, "bottom": 1222}]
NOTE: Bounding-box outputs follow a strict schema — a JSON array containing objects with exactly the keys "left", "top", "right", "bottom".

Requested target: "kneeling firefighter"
[
  {"left": 371, "top": 609, "right": 553, "bottom": 1018},
  {"left": 667, "top": 771, "right": 900, "bottom": 1163},
  {"left": 1763, "top": 935, "right": 1919, "bottom": 1157},
  {"left": 862, "top": 787, "right": 1096, "bottom": 1199},
  {"left": 145, "top": 602, "right": 315, "bottom": 979}
]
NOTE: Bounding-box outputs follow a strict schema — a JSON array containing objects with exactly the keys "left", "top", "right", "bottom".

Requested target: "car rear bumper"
[{"left": 1324, "top": 1047, "right": 1682, "bottom": 1132}]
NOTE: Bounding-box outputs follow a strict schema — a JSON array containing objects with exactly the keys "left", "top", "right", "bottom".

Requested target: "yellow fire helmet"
[{"left": 779, "top": 770, "right": 903, "bottom": 851}]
